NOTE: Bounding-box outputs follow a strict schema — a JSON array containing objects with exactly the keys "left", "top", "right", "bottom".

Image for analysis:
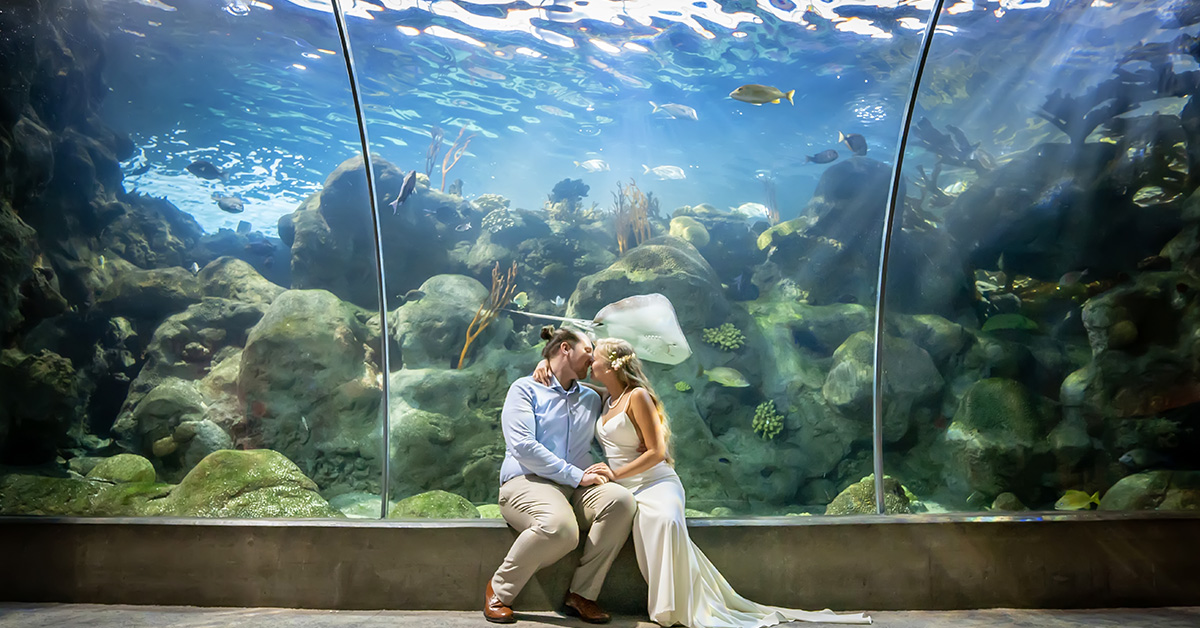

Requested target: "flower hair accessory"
[{"left": 609, "top": 352, "right": 635, "bottom": 371}]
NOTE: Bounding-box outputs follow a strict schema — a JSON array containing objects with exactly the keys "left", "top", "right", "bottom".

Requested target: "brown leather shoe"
[
  {"left": 563, "top": 592, "right": 611, "bottom": 624},
  {"left": 484, "top": 579, "right": 515, "bottom": 624}
]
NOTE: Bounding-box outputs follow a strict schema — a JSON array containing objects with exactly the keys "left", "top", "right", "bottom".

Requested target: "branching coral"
[
  {"left": 458, "top": 261, "right": 517, "bottom": 369},
  {"left": 441, "top": 126, "right": 475, "bottom": 192},
  {"left": 613, "top": 179, "right": 655, "bottom": 254},
  {"left": 702, "top": 323, "right": 744, "bottom": 351},
  {"left": 752, "top": 402, "right": 783, "bottom": 440}
]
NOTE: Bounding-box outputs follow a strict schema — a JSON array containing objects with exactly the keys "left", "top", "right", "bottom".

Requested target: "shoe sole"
[
  {"left": 562, "top": 605, "right": 610, "bottom": 624},
  {"left": 484, "top": 613, "right": 516, "bottom": 624}
]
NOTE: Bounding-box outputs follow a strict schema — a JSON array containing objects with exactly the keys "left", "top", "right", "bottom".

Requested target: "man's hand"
[
  {"left": 580, "top": 471, "right": 609, "bottom": 486},
  {"left": 585, "top": 462, "right": 615, "bottom": 480},
  {"left": 532, "top": 359, "right": 552, "bottom": 386}
]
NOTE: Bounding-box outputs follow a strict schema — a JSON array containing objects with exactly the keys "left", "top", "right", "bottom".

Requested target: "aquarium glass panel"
[
  {"left": 881, "top": 0, "right": 1200, "bottom": 514},
  {"left": 335, "top": 1, "right": 934, "bottom": 519},
  {"left": 0, "top": 0, "right": 385, "bottom": 519}
]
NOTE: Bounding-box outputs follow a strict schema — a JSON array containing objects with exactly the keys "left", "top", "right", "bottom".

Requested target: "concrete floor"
[{"left": 0, "top": 604, "right": 1199, "bottom": 628}]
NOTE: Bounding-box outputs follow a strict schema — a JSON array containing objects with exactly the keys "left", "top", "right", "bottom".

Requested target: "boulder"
[
  {"left": 237, "top": 290, "right": 382, "bottom": 496},
  {"left": 389, "top": 274, "right": 500, "bottom": 369},
  {"left": 1100, "top": 471, "right": 1200, "bottom": 511},
  {"left": 388, "top": 489, "right": 480, "bottom": 519},
  {"left": 0, "top": 348, "right": 79, "bottom": 465},
  {"left": 86, "top": 453, "right": 156, "bottom": 483},
  {"left": 198, "top": 256, "right": 284, "bottom": 307},
  {"left": 95, "top": 266, "right": 200, "bottom": 320},
  {"left": 825, "top": 474, "right": 911, "bottom": 515},
  {"left": 157, "top": 449, "right": 342, "bottom": 518}
]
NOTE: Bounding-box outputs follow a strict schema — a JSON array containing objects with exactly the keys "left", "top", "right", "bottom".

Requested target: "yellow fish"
[
  {"left": 729, "top": 84, "right": 795, "bottom": 106},
  {"left": 1054, "top": 490, "right": 1100, "bottom": 511},
  {"left": 511, "top": 291, "right": 529, "bottom": 309}
]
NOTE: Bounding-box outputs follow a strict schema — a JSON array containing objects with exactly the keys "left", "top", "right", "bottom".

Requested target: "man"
[{"left": 484, "top": 327, "right": 636, "bottom": 624}]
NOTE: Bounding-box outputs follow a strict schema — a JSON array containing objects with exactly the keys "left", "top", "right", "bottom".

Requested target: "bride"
[{"left": 538, "top": 337, "right": 871, "bottom": 628}]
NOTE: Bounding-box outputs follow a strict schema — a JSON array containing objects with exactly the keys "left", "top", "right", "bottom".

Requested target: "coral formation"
[
  {"left": 613, "top": 179, "right": 656, "bottom": 254},
  {"left": 474, "top": 194, "right": 510, "bottom": 214},
  {"left": 703, "top": 323, "right": 745, "bottom": 351},
  {"left": 481, "top": 208, "right": 516, "bottom": 234},
  {"left": 752, "top": 401, "right": 783, "bottom": 439}
]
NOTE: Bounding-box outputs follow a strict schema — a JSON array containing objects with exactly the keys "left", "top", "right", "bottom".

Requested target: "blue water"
[{"left": 94, "top": 0, "right": 1191, "bottom": 238}]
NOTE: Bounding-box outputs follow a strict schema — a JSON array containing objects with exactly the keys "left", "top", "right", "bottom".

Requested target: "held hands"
[
  {"left": 532, "top": 359, "right": 552, "bottom": 386},
  {"left": 580, "top": 471, "right": 609, "bottom": 486},
  {"left": 585, "top": 462, "right": 615, "bottom": 481}
]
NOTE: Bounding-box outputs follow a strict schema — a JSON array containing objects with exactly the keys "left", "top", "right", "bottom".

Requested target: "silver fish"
[
  {"left": 650, "top": 101, "right": 698, "bottom": 120},
  {"left": 552, "top": 295, "right": 566, "bottom": 307},
  {"left": 643, "top": 164, "right": 686, "bottom": 180},
  {"left": 455, "top": 222, "right": 473, "bottom": 232},
  {"left": 391, "top": 170, "right": 417, "bottom": 214}
]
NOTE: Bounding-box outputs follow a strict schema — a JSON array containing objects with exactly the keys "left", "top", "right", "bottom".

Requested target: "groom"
[{"left": 484, "top": 327, "right": 635, "bottom": 624}]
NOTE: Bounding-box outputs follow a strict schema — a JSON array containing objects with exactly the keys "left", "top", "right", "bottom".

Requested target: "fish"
[
  {"left": 1119, "top": 448, "right": 1171, "bottom": 472},
  {"left": 731, "top": 202, "right": 771, "bottom": 220},
  {"left": 552, "top": 295, "right": 566, "bottom": 307},
  {"left": 1054, "top": 490, "right": 1100, "bottom": 511},
  {"left": 512, "top": 291, "right": 529, "bottom": 308},
  {"left": 574, "top": 159, "right": 610, "bottom": 172},
  {"left": 186, "top": 160, "right": 225, "bottom": 180},
  {"left": 805, "top": 149, "right": 838, "bottom": 164},
  {"left": 729, "top": 84, "right": 795, "bottom": 106},
  {"left": 390, "top": 170, "right": 417, "bottom": 214},
  {"left": 943, "top": 180, "right": 969, "bottom": 196},
  {"left": 236, "top": 220, "right": 252, "bottom": 234},
  {"left": 839, "top": 132, "right": 868, "bottom": 156},
  {"left": 189, "top": 262, "right": 200, "bottom": 275},
  {"left": 455, "top": 222, "right": 473, "bottom": 232},
  {"left": 1058, "top": 269, "right": 1089, "bottom": 287},
  {"left": 728, "top": 271, "right": 759, "bottom": 301},
  {"left": 98, "top": 255, "right": 106, "bottom": 269},
  {"left": 703, "top": 367, "right": 750, "bottom": 388},
  {"left": 212, "top": 193, "right": 245, "bottom": 214},
  {"left": 643, "top": 164, "right": 686, "bottom": 180},
  {"left": 400, "top": 289, "right": 425, "bottom": 304},
  {"left": 649, "top": 101, "right": 698, "bottom": 120}
]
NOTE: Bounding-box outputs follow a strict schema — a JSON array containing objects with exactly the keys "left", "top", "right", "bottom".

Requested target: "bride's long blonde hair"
[{"left": 596, "top": 338, "right": 673, "bottom": 464}]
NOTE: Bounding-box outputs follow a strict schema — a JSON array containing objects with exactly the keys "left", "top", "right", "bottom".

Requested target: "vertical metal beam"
[
  {"left": 329, "top": 0, "right": 393, "bottom": 519},
  {"left": 871, "top": 0, "right": 949, "bottom": 514}
]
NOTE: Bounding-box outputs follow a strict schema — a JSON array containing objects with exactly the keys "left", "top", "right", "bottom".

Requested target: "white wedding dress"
[{"left": 597, "top": 411, "right": 872, "bottom": 628}]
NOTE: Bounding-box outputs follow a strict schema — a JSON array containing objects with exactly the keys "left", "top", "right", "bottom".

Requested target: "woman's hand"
[
  {"left": 532, "top": 358, "right": 552, "bottom": 386},
  {"left": 585, "top": 462, "right": 615, "bottom": 480}
]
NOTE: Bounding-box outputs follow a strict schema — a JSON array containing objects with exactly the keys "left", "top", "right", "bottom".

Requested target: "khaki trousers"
[{"left": 491, "top": 474, "right": 635, "bottom": 605}]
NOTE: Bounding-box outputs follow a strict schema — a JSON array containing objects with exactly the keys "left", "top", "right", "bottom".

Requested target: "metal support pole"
[
  {"left": 329, "top": 0, "right": 393, "bottom": 519},
  {"left": 871, "top": 0, "right": 949, "bottom": 514}
]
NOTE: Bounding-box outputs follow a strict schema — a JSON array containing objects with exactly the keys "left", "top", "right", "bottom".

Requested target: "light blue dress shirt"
[{"left": 498, "top": 374, "right": 602, "bottom": 488}]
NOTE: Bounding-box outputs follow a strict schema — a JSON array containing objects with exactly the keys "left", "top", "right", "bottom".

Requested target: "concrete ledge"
[{"left": 1, "top": 513, "right": 1198, "bottom": 612}]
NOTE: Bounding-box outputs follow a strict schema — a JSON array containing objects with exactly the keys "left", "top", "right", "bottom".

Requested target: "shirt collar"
[{"left": 549, "top": 373, "right": 580, "bottom": 394}]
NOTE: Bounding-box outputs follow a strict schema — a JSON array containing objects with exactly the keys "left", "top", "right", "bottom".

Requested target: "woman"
[{"left": 537, "top": 337, "right": 871, "bottom": 627}]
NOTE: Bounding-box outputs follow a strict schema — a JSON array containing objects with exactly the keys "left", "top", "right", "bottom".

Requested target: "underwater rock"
[
  {"left": 549, "top": 178, "right": 589, "bottom": 204},
  {"left": 668, "top": 216, "right": 710, "bottom": 248},
  {"left": 197, "top": 256, "right": 285, "bottom": 307},
  {"left": 284, "top": 155, "right": 451, "bottom": 309},
  {"left": 237, "top": 290, "right": 381, "bottom": 495},
  {"left": 0, "top": 473, "right": 171, "bottom": 517},
  {"left": 1079, "top": 271, "right": 1200, "bottom": 418},
  {"left": 95, "top": 266, "right": 201, "bottom": 321},
  {"left": 573, "top": 236, "right": 728, "bottom": 331},
  {"left": 158, "top": 449, "right": 342, "bottom": 518},
  {"left": 189, "top": 229, "right": 291, "bottom": 288},
  {"left": 328, "top": 492, "right": 384, "bottom": 518},
  {"left": 892, "top": 313, "right": 968, "bottom": 364},
  {"left": 825, "top": 474, "right": 911, "bottom": 515},
  {"left": 388, "top": 489, "right": 480, "bottom": 519},
  {"left": 0, "top": 348, "right": 80, "bottom": 465},
  {"left": 85, "top": 453, "right": 156, "bottom": 484},
  {"left": 390, "top": 274, "right": 507, "bottom": 369},
  {"left": 0, "top": 201, "right": 39, "bottom": 336},
  {"left": 1099, "top": 471, "right": 1168, "bottom": 510},
  {"left": 940, "top": 378, "right": 1055, "bottom": 499},
  {"left": 101, "top": 194, "right": 204, "bottom": 270},
  {"left": 822, "top": 331, "right": 943, "bottom": 442},
  {"left": 113, "top": 377, "right": 206, "bottom": 457},
  {"left": 990, "top": 492, "right": 1027, "bottom": 511},
  {"left": 387, "top": 364, "right": 515, "bottom": 504}
]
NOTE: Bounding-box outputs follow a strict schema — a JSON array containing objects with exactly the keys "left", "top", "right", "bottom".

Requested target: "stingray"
[{"left": 507, "top": 293, "right": 692, "bottom": 365}]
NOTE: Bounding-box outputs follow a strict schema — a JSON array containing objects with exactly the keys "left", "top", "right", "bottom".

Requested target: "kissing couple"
[{"left": 484, "top": 325, "right": 872, "bottom": 627}]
